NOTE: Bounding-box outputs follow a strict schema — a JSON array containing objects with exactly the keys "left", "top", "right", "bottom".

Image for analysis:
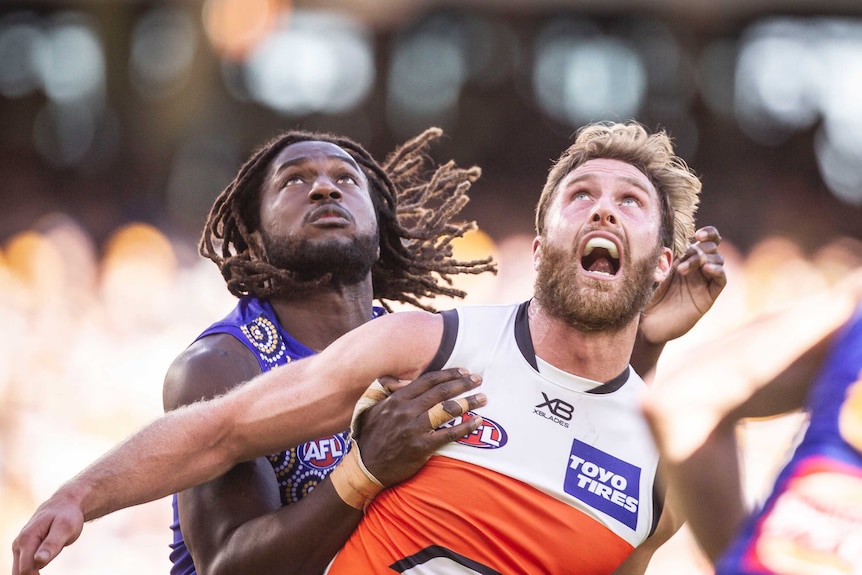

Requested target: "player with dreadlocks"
[
  {"left": 160, "top": 127, "right": 495, "bottom": 575},
  {"left": 199, "top": 127, "right": 493, "bottom": 308}
]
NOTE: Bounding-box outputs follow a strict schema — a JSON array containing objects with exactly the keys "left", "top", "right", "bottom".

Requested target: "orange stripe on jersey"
[{"left": 328, "top": 456, "right": 634, "bottom": 574}]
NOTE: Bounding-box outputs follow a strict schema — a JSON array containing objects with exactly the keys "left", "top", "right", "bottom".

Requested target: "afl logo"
[
  {"left": 448, "top": 413, "right": 508, "bottom": 449},
  {"left": 298, "top": 434, "right": 347, "bottom": 470}
]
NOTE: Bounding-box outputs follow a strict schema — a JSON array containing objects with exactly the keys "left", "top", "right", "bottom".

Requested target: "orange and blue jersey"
[{"left": 327, "top": 302, "right": 664, "bottom": 574}]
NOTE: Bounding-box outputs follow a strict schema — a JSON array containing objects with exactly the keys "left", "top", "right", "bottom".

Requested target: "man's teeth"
[{"left": 583, "top": 237, "right": 619, "bottom": 258}]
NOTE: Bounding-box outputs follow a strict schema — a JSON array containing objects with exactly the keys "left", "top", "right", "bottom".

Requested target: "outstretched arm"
[
  {"left": 631, "top": 226, "right": 726, "bottom": 375},
  {"left": 642, "top": 270, "right": 862, "bottom": 561},
  {"left": 12, "top": 310, "right": 451, "bottom": 575}
]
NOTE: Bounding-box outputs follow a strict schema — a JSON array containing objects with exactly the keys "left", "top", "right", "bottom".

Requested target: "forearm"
[
  {"left": 227, "top": 363, "right": 360, "bottom": 461},
  {"left": 70, "top": 346, "right": 385, "bottom": 521},
  {"left": 209, "top": 480, "right": 363, "bottom": 575},
  {"left": 65, "top": 399, "right": 238, "bottom": 522},
  {"left": 661, "top": 421, "right": 746, "bottom": 561}
]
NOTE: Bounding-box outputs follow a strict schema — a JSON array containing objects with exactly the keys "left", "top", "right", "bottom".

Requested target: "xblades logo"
[{"left": 534, "top": 392, "right": 573, "bottom": 427}]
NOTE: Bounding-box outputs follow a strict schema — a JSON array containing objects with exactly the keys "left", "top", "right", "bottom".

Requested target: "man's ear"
[
  {"left": 531, "top": 236, "right": 543, "bottom": 271},
  {"left": 653, "top": 246, "right": 673, "bottom": 284}
]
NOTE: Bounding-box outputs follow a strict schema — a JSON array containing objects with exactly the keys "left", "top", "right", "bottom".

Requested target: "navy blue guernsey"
[{"left": 168, "top": 296, "right": 384, "bottom": 575}]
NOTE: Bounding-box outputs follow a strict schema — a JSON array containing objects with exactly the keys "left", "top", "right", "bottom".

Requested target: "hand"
[
  {"left": 12, "top": 490, "right": 85, "bottom": 575},
  {"left": 640, "top": 226, "right": 727, "bottom": 344},
  {"left": 355, "top": 368, "right": 485, "bottom": 487}
]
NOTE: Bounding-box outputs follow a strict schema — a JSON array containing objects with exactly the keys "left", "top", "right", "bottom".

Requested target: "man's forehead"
[
  {"left": 562, "top": 158, "right": 653, "bottom": 191},
  {"left": 273, "top": 140, "right": 361, "bottom": 170}
]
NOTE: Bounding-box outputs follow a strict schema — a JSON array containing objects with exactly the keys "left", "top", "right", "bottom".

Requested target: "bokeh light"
[
  {"left": 734, "top": 19, "right": 821, "bottom": 145},
  {"left": 386, "top": 12, "right": 470, "bottom": 139},
  {"left": 734, "top": 17, "right": 862, "bottom": 205},
  {"left": 0, "top": 13, "right": 41, "bottom": 98},
  {"left": 203, "top": 0, "right": 281, "bottom": 61},
  {"left": 243, "top": 10, "right": 374, "bottom": 115},
  {"left": 533, "top": 19, "right": 646, "bottom": 126},
  {"left": 35, "top": 11, "right": 104, "bottom": 104},
  {"left": 130, "top": 7, "right": 199, "bottom": 100}
]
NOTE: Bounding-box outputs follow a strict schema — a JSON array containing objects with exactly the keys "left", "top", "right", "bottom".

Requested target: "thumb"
[
  {"left": 34, "top": 546, "right": 53, "bottom": 568},
  {"left": 34, "top": 517, "right": 82, "bottom": 569}
]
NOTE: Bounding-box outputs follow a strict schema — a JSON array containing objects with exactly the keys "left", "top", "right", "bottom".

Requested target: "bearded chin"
[
  {"left": 261, "top": 231, "right": 379, "bottom": 288},
  {"left": 533, "top": 242, "right": 659, "bottom": 332}
]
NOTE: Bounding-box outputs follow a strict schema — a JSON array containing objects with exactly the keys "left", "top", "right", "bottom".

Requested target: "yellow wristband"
[{"left": 330, "top": 444, "right": 384, "bottom": 511}]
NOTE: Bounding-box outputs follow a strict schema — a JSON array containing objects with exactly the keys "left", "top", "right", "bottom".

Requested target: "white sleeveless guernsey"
[{"left": 327, "top": 302, "right": 662, "bottom": 575}]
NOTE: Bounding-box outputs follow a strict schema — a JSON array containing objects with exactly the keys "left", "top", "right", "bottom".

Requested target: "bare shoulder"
[{"left": 163, "top": 333, "right": 261, "bottom": 411}]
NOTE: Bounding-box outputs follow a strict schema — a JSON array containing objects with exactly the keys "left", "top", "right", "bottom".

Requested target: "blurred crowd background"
[{"left": 2, "top": 0, "right": 862, "bottom": 573}]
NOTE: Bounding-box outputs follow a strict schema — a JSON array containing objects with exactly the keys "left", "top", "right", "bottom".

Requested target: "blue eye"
[{"left": 620, "top": 196, "right": 640, "bottom": 207}]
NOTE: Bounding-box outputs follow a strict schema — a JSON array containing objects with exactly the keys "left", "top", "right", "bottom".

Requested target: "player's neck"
[
  {"left": 527, "top": 300, "right": 638, "bottom": 383},
  {"left": 268, "top": 281, "right": 375, "bottom": 352}
]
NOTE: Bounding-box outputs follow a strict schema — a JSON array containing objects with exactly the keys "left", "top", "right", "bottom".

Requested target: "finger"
[
  {"left": 13, "top": 531, "right": 40, "bottom": 575},
  {"left": 691, "top": 240, "right": 719, "bottom": 255},
  {"left": 34, "top": 545, "right": 52, "bottom": 569},
  {"left": 694, "top": 226, "right": 722, "bottom": 245},
  {"left": 12, "top": 539, "right": 21, "bottom": 575},
  {"left": 428, "top": 397, "right": 472, "bottom": 428},
  {"left": 394, "top": 368, "right": 474, "bottom": 400},
  {"left": 701, "top": 262, "right": 728, "bottom": 288},
  {"left": 31, "top": 521, "right": 74, "bottom": 571},
  {"left": 13, "top": 534, "right": 40, "bottom": 575},
  {"left": 416, "top": 374, "right": 483, "bottom": 415},
  {"left": 684, "top": 242, "right": 708, "bottom": 269},
  {"left": 428, "top": 413, "right": 485, "bottom": 450},
  {"left": 677, "top": 241, "right": 720, "bottom": 274},
  {"left": 376, "top": 375, "right": 410, "bottom": 394},
  {"left": 427, "top": 391, "right": 486, "bottom": 428}
]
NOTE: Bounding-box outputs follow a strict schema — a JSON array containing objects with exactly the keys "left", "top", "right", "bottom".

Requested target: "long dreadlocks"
[{"left": 199, "top": 127, "right": 497, "bottom": 311}]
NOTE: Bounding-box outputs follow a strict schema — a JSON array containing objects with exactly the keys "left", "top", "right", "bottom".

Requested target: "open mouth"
[{"left": 581, "top": 237, "right": 620, "bottom": 276}]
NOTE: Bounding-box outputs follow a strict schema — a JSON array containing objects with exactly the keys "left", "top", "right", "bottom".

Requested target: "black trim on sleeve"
[
  {"left": 649, "top": 467, "right": 668, "bottom": 537},
  {"left": 424, "top": 309, "right": 459, "bottom": 373},
  {"left": 514, "top": 300, "right": 539, "bottom": 370}
]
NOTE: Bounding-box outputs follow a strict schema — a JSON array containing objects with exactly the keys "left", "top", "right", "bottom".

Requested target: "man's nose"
[
  {"left": 309, "top": 177, "right": 342, "bottom": 201},
  {"left": 590, "top": 198, "right": 618, "bottom": 226}
]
